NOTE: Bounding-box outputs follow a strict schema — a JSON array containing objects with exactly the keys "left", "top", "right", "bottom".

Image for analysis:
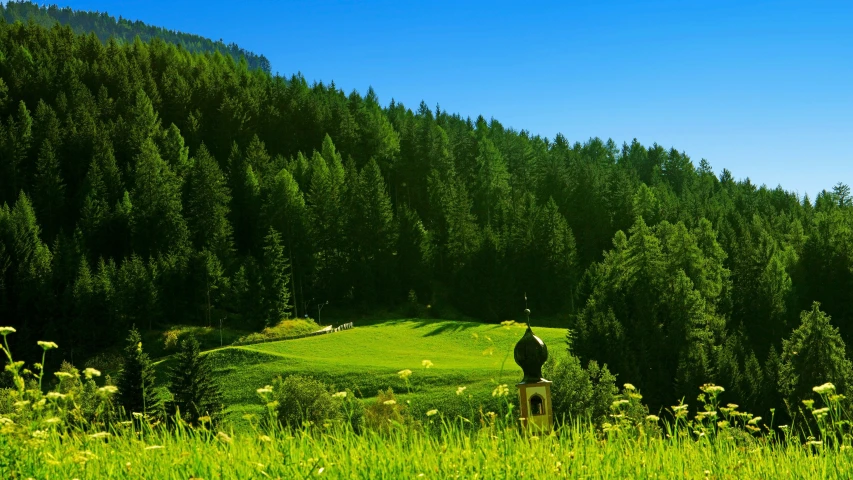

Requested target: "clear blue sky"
[{"left": 60, "top": 0, "right": 852, "bottom": 199}]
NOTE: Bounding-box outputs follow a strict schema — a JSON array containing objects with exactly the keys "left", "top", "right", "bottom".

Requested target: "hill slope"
[
  {"left": 195, "top": 319, "right": 567, "bottom": 424},
  {"left": 0, "top": 0, "right": 270, "bottom": 73}
]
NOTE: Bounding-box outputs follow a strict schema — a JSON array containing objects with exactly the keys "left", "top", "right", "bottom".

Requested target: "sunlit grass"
[
  {"left": 195, "top": 319, "right": 567, "bottom": 427},
  {"left": 5, "top": 421, "right": 853, "bottom": 479}
]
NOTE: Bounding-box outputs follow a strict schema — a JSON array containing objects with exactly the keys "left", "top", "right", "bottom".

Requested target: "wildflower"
[
  {"left": 748, "top": 416, "right": 763, "bottom": 425},
  {"left": 456, "top": 386, "right": 467, "bottom": 396},
  {"left": 623, "top": 383, "right": 636, "bottom": 391},
  {"left": 44, "top": 417, "right": 61, "bottom": 425},
  {"left": 54, "top": 371, "right": 74, "bottom": 380},
  {"left": 32, "top": 430, "right": 47, "bottom": 438},
  {"left": 258, "top": 435, "right": 272, "bottom": 443},
  {"left": 812, "top": 407, "right": 830, "bottom": 417},
  {"left": 672, "top": 404, "right": 688, "bottom": 412},
  {"left": 426, "top": 409, "right": 438, "bottom": 417},
  {"left": 611, "top": 399, "right": 629, "bottom": 408},
  {"left": 83, "top": 368, "right": 101, "bottom": 379},
  {"left": 0, "top": 417, "right": 13, "bottom": 425},
  {"left": 726, "top": 403, "right": 739, "bottom": 410},
  {"left": 131, "top": 412, "right": 145, "bottom": 419},
  {"left": 89, "top": 432, "right": 110, "bottom": 439},
  {"left": 813, "top": 383, "right": 836, "bottom": 395},
  {"left": 198, "top": 416, "right": 211, "bottom": 424},
  {"left": 807, "top": 440, "right": 823, "bottom": 446},
  {"left": 256, "top": 386, "right": 273, "bottom": 395},
  {"left": 332, "top": 391, "right": 347, "bottom": 399},
  {"left": 398, "top": 369, "right": 413, "bottom": 380},
  {"left": 701, "top": 384, "right": 724, "bottom": 395},
  {"left": 217, "top": 431, "right": 233, "bottom": 444},
  {"left": 492, "top": 384, "right": 509, "bottom": 397},
  {"left": 0, "top": 327, "right": 16, "bottom": 335},
  {"left": 802, "top": 399, "right": 815, "bottom": 409},
  {"left": 46, "top": 392, "right": 67, "bottom": 400},
  {"left": 13, "top": 400, "right": 30, "bottom": 408},
  {"left": 383, "top": 399, "right": 397, "bottom": 406},
  {"left": 98, "top": 385, "right": 118, "bottom": 395},
  {"left": 646, "top": 415, "right": 660, "bottom": 422},
  {"left": 37, "top": 341, "right": 58, "bottom": 350},
  {"left": 422, "top": 360, "right": 433, "bottom": 369}
]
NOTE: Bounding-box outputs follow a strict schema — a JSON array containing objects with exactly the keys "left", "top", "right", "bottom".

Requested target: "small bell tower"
[{"left": 514, "top": 303, "right": 553, "bottom": 432}]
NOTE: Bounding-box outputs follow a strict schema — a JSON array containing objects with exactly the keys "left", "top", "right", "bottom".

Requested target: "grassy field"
[
  {"left": 5, "top": 421, "right": 853, "bottom": 479},
  {"left": 191, "top": 319, "right": 568, "bottom": 426}
]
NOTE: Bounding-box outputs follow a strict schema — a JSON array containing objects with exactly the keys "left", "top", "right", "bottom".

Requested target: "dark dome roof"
[{"left": 514, "top": 325, "right": 548, "bottom": 384}]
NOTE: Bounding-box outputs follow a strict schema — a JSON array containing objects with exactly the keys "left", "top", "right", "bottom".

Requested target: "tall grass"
[{"left": 4, "top": 416, "right": 853, "bottom": 478}]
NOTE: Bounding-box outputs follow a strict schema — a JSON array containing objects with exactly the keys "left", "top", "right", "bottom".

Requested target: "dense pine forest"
[
  {"left": 0, "top": 13, "right": 851, "bottom": 421},
  {"left": 1, "top": 1, "right": 270, "bottom": 73}
]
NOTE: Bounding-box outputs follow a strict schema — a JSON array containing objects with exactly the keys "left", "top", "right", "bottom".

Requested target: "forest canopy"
[
  {"left": 0, "top": 13, "right": 852, "bottom": 418},
  {"left": 0, "top": 0, "right": 270, "bottom": 73}
]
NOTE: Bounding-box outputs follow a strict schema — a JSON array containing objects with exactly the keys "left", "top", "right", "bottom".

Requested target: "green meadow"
[{"left": 193, "top": 319, "right": 568, "bottom": 427}]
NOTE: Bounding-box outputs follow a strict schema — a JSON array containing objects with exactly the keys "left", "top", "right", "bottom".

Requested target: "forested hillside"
[
  {"left": 1, "top": 1, "right": 270, "bottom": 73},
  {"left": 1, "top": 16, "right": 852, "bottom": 418}
]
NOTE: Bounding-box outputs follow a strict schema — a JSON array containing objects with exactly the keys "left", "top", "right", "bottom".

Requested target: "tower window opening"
[{"left": 530, "top": 394, "right": 545, "bottom": 416}]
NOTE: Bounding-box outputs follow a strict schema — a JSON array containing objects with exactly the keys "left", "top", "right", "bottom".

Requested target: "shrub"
[
  {"left": 270, "top": 375, "right": 342, "bottom": 429},
  {"left": 544, "top": 354, "right": 617, "bottom": 426}
]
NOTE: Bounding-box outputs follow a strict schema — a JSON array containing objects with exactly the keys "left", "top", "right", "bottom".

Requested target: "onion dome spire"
[{"left": 514, "top": 307, "right": 549, "bottom": 384}]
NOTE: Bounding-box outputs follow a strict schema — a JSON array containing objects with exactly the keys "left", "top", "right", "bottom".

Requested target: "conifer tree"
[
  {"left": 349, "top": 159, "right": 397, "bottom": 303},
  {"left": 779, "top": 302, "right": 853, "bottom": 414},
  {"left": 117, "top": 327, "right": 160, "bottom": 417},
  {"left": 158, "top": 123, "right": 191, "bottom": 178},
  {"left": 130, "top": 138, "right": 188, "bottom": 257},
  {"left": 261, "top": 167, "right": 307, "bottom": 316},
  {"left": 32, "top": 139, "right": 66, "bottom": 241},
  {"left": 183, "top": 144, "right": 233, "bottom": 257},
  {"left": 261, "top": 227, "right": 291, "bottom": 326},
  {"left": 168, "top": 335, "right": 223, "bottom": 425}
]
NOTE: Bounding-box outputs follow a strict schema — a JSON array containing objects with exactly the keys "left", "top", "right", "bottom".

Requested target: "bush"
[
  {"left": 270, "top": 375, "right": 342, "bottom": 429},
  {"left": 544, "top": 354, "right": 617, "bottom": 426}
]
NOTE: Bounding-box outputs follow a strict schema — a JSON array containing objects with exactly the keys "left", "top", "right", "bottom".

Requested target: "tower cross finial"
[{"left": 524, "top": 293, "right": 531, "bottom": 328}]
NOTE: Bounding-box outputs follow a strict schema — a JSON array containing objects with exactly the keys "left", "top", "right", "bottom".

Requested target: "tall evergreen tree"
[
  {"left": 168, "top": 335, "right": 223, "bottom": 425},
  {"left": 130, "top": 138, "right": 188, "bottom": 257},
  {"left": 117, "top": 327, "right": 160, "bottom": 417},
  {"left": 32, "top": 139, "right": 66, "bottom": 241},
  {"left": 261, "top": 227, "right": 291, "bottom": 326},
  {"left": 183, "top": 144, "right": 233, "bottom": 258},
  {"left": 779, "top": 302, "right": 853, "bottom": 415}
]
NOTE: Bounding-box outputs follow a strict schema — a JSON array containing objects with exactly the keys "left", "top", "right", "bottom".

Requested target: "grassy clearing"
[{"left": 194, "top": 319, "right": 567, "bottom": 427}]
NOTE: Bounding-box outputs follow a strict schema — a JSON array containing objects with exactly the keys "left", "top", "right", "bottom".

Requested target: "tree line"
[
  {"left": 0, "top": 16, "right": 852, "bottom": 420},
  {"left": 0, "top": 1, "right": 270, "bottom": 74}
]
